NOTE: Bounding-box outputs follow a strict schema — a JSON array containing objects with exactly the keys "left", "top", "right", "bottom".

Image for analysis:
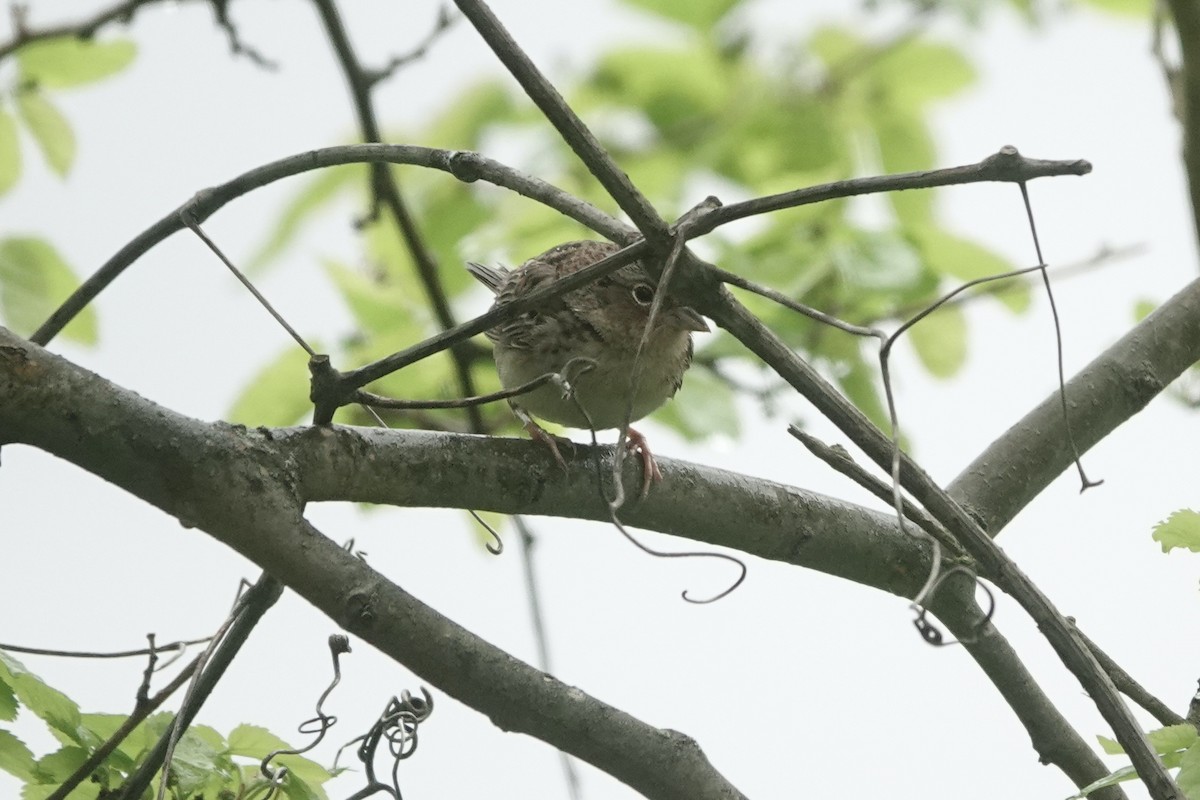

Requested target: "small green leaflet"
[
  {"left": 15, "top": 90, "right": 75, "bottom": 177},
  {"left": 0, "top": 110, "right": 20, "bottom": 196},
  {"left": 17, "top": 37, "right": 136, "bottom": 88},
  {"left": 0, "top": 236, "right": 98, "bottom": 344},
  {"left": 1152, "top": 510, "right": 1200, "bottom": 554}
]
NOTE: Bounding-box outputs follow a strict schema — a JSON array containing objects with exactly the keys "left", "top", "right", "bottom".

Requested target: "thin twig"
[
  {"left": 354, "top": 357, "right": 595, "bottom": 410},
  {"left": 1074, "top": 625, "right": 1185, "bottom": 728},
  {"left": 452, "top": 0, "right": 667, "bottom": 241},
  {"left": 182, "top": 214, "right": 316, "bottom": 356},
  {"left": 514, "top": 517, "right": 582, "bottom": 800},
  {"left": 788, "top": 428, "right": 963, "bottom": 558},
  {"left": 0, "top": 0, "right": 164, "bottom": 61},
  {"left": 1017, "top": 183, "right": 1102, "bottom": 491},
  {"left": 690, "top": 146, "right": 1091, "bottom": 237},
  {"left": 367, "top": 6, "right": 458, "bottom": 87},
  {"left": 0, "top": 636, "right": 212, "bottom": 659},
  {"left": 313, "top": 0, "right": 484, "bottom": 431},
  {"left": 31, "top": 143, "right": 627, "bottom": 347}
]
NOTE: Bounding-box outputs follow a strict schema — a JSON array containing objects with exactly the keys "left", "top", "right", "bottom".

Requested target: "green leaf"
[
  {"left": 227, "top": 724, "right": 290, "bottom": 759},
  {"left": 168, "top": 728, "right": 229, "bottom": 796},
  {"left": 0, "top": 109, "right": 20, "bottom": 196},
  {"left": 1098, "top": 724, "right": 1198, "bottom": 755},
  {"left": 324, "top": 260, "right": 416, "bottom": 337},
  {"left": 34, "top": 745, "right": 88, "bottom": 781},
  {"left": 834, "top": 355, "right": 891, "bottom": 434},
  {"left": 619, "top": 0, "right": 742, "bottom": 31},
  {"left": 15, "top": 90, "right": 75, "bottom": 176},
  {"left": 808, "top": 27, "right": 860, "bottom": 66},
  {"left": 831, "top": 230, "right": 923, "bottom": 292},
  {"left": 0, "top": 653, "right": 82, "bottom": 744},
  {"left": 22, "top": 782, "right": 100, "bottom": 800},
  {"left": 1133, "top": 298, "right": 1157, "bottom": 322},
  {"left": 914, "top": 228, "right": 1030, "bottom": 313},
  {"left": 1067, "top": 764, "right": 1140, "bottom": 799},
  {"left": 653, "top": 362, "right": 739, "bottom": 440},
  {"left": 906, "top": 302, "right": 967, "bottom": 378},
  {"left": 1079, "top": 0, "right": 1152, "bottom": 17},
  {"left": 0, "top": 677, "right": 17, "bottom": 721},
  {"left": 1152, "top": 509, "right": 1200, "bottom": 553},
  {"left": 872, "top": 39, "right": 976, "bottom": 105},
  {"left": 226, "top": 344, "right": 315, "bottom": 426},
  {"left": 1147, "top": 723, "right": 1200, "bottom": 754},
  {"left": 1177, "top": 741, "right": 1200, "bottom": 800},
  {"left": 869, "top": 108, "right": 935, "bottom": 225},
  {"left": 229, "top": 726, "right": 332, "bottom": 790},
  {"left": 590, "top": 46, "right": 731, "bottom": 136},
  {"left": 425, "top": 80, "right": 518, "bottom": 147},
  {"left": 245, "top": 165, "right": 359, "bottom": 273},
  {"left": 0, "top": 236, "right": 98, "bottom": 343},
  {"left": 17, "top": 37, "right": 136, "bottom": 88},
  {"left": 0, "top": 730, "right": 37, "bottom": 781},
  {"left": 280, "top": 769, "right": 325, "bottom": 800}
]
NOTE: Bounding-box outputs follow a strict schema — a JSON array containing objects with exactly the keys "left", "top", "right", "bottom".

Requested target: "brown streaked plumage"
[{"left": 467, "top": 240, "right": 708, "bottom": 492}]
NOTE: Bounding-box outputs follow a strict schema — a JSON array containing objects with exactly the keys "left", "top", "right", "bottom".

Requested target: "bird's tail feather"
[{"left": 465, "top": 261, "right": 508, "bottom": 294}]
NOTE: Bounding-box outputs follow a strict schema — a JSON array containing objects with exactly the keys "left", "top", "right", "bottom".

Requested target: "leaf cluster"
[
  {"left": 0, "top": 651, "right": 335, "bottom": 800},
  {"left": 234, "top": 0, "right": 1031, "bottom": 438}
]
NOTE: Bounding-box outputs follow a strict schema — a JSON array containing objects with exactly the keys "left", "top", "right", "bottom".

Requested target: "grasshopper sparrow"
[{"left": 467, "top": 240, "right": 708, "bottom": 491}]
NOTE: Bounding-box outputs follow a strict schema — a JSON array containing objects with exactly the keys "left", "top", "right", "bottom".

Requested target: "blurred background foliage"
[
  {"left": 230, "top": 0, "right": 1140, "bottom": 439},
  {"left": 0, "top": 0, "right": 1148, "bottom": 441}
]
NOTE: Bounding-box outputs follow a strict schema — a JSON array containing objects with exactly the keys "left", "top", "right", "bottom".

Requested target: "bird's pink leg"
[
  {"left": 510, "top": 402, "right": 571, "bottom": 473},
  {"left": 626, "top": 426, "right": 663, "bottom": 498}
]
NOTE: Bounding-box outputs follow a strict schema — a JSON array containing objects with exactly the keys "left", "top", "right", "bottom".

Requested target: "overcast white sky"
[{"left": 2, "top": 2, "right": 1199, "bottom": 799}]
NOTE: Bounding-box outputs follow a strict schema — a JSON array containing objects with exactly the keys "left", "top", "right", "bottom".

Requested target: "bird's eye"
[{"left": 632, "top": 284, "right": 655, "bottom": 305}]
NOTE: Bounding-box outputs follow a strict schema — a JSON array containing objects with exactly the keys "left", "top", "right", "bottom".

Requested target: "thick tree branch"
[
  {"left": 702, "top": 290, "right": 1180, "bottom": 798},
  {"left": 933, "top": 591, "right": 1127, "bottom": 800},
  {"left": 948, "top": 273, "right": 1200, "bottom": 534},
  {"left": 1, "top": 326, "right": 752, "bottom": 800},
  {"left": 0, "top": 325, "right": 1129, "bottom": 799}
]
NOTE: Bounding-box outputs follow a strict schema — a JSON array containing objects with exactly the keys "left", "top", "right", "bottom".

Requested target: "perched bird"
[{"left": 467, "top": 240, "right": 709, "bottom": 492}]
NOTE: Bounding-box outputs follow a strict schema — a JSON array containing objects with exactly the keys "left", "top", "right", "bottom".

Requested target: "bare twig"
[
  {"left": 452, "top": 0, "right": 667, "bottom": 241},
  {"left": 367, "top": 6, "right": 458, "bottom": 86},
  {"left": 1074, "top": 625, "right": 1185, "bottom": 728},
  {"left": 0, "top": 635, "right": 212, "bottom": 659},
  {"left": 313, "top": 0, "right": 484, "bottom": 431},
  {"left": 788, "top": 428, "right": 963, "bottom": 558},
  {"left": 354, "top": 359, "right": 595, "bottom": 410},
  {"left": 689, "top": 146, "right": 1091, "bottom": 237},
  {"left": 182, "top": 214, "right": 316, "bottom": 356},
  {"left": 0, "top": 0, "right": 164, "bottom": 61},
  {"left": 514, "top": 517, "right": 582, "bottom": 800},
  {"left": 30, "top": 143, "right": 627, "bottom": 347}
]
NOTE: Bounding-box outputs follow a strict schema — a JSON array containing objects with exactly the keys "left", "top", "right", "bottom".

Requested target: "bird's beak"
[{"left": 674, "top": 306, "right": 710, "bottom": 333}]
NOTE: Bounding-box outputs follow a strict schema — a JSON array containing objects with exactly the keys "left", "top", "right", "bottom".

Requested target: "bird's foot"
[
  {"left": 523, "top": 419, "right": 573, "bottom": 474},
  {"left": 626, "top": 427, "right": 663, "bottom": 499}
]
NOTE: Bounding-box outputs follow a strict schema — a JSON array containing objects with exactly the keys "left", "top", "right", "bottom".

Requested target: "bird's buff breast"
[{"left": 494, "top": 340, "right": 682, "bottom": 430}]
